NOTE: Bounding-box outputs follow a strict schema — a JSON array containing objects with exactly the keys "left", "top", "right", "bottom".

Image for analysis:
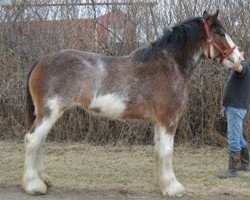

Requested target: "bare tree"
[{"left": 0, "top": 0, "right": 249, "bottom": 145}]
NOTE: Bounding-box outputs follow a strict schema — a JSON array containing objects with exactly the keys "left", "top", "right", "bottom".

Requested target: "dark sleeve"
[{"left": 234, "top": 61, "right": 249, "bottom": 77}]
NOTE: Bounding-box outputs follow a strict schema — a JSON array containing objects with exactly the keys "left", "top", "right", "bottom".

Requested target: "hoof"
[
  {"left": 40, "top": 173, "right": 52, "bottom": 188},
  {"left": 161, "top": 180, "right": 186, "bottom": 197},
  {"left": 22, "top": 178, "right": 47, "bottom": 195}
]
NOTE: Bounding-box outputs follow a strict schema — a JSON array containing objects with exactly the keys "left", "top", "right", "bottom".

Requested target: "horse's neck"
[{"left": 176, "top": 47, "right": 203, "bottom": 80}]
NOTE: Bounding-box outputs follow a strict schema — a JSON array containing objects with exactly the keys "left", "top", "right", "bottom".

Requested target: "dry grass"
[{"left": 0, "top": 141, "right": 249, "bottom": 197}]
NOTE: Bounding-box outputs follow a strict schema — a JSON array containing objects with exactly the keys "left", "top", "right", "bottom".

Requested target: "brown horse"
[{"left": 22, "top": 10, "right": 242, "bottom": 196}]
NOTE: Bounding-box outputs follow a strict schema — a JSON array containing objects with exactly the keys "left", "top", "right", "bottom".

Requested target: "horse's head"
[{"left": 202, "top": 10, "right": 242, "bottom": 68}]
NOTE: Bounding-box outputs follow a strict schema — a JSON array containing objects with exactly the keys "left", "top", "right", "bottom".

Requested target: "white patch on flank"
[
  {"left": 89, "top": 93, "right": 126, "bottom": 118},
  {"left": 154, "top": 125, "right": 185, "bottom": 197}
]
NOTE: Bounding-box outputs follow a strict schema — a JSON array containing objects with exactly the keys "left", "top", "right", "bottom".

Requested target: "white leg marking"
[
  {"left": 23, "top": 97, "right": 62, "bottom": 195},
  {"left": 154, "top": 124, "right": 185, "bottom": 197},
  {"left": 38, "top": 96, "right": 62, "bottom": 179},
  {"left": 36, "top": 144, "right": 52, "bottom": 188},
  {"left": 89, "top": 93, "right": 126, "bottom": 118},
  {"left": 23, "top": 118, "right": 55, "bottom": 195}
]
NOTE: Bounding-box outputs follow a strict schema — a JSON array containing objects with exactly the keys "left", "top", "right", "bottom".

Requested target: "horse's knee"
[
  {"left": 155, "top": 147, "right": 173, "bottom": 161},
  {"left": 154, "top": 128, "right": 174, "bottom": 159},
  {"left": 25, "top": 132, "right": 42, "bottom": 151}
]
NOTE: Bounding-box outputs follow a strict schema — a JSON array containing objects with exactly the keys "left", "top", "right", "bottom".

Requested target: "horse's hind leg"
[
  {"left": 36, "top": 140, "right": 52, "bottom": 188},
  {"left": 22, "top": 100, "right": 62, "bottom": 195},
  {"left": 154, "top": 123, "right": 185, "bottom": 197}
]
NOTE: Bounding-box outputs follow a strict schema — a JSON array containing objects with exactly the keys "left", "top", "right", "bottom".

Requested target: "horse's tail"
[{"left": 25, "top": 61, "right": 38, "bottom": 130}]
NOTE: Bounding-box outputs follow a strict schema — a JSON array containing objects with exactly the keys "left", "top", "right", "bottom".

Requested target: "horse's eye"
[
  {"left": 216, "top": 29, "right": 225, "bottom": 37},
  {"left": 220, "top": 33, "right": 225, "bottom": 37}
]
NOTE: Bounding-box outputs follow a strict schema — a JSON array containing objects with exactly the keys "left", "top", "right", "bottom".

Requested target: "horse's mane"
[{"left": 133, "top": 17, "right": 204, "bottom": 63}]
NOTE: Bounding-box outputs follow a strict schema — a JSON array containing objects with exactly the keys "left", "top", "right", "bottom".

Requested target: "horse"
[{"left": 22, "top": 10, "right": 242, "bottom": 197}]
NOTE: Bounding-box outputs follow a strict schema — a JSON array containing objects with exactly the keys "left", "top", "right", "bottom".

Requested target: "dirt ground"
[{"left": 0, "top": 141, "right": 250, "bottom": 200}]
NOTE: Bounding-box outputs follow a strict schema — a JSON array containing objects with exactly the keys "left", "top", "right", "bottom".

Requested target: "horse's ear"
[
  {"left": 204, "top": 10, "right": 219, "bottom": 25},
  {"left": 203, "top": 10, "right": 210, "bottom": 20},
  {"left": 212, "top": 9, "right": 219, "bottom": 19}
]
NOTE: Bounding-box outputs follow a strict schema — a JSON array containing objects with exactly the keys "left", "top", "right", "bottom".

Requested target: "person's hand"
[
  {"left": 240, "top": 51, "right": 245, "bottom": 61},
  {"left": 234, "top": 63, "right": 243, "bottom": 73}
]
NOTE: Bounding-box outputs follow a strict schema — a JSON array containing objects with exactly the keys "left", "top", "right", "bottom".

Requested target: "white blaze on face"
[
  {"left": 224, "top": 34, "right": 242, "bottom": 64},
  {"left": 89, "top": 93, "right": 126, "bottom": 118}
]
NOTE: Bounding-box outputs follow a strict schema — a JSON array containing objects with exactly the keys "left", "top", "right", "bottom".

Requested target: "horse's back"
[{"left": 28, "top": 50, "right": 101, "bottom": 110}]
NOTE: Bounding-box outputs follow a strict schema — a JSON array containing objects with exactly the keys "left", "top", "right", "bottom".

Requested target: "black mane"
[{"left": 133, "top": 17, "right": 204, "bottom": 63}]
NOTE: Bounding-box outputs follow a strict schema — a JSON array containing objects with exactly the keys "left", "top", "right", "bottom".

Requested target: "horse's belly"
[{"left": 88, "top": 93, "right": 127, "bottom": 119}]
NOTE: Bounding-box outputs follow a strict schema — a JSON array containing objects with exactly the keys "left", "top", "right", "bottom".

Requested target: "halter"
[{"left": 201, "top": 19, "right": 236, "bottom": 63}]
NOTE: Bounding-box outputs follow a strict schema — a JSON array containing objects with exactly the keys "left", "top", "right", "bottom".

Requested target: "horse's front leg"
[{"left": 154, "top": 124, "right": 185, "bottom": 197}]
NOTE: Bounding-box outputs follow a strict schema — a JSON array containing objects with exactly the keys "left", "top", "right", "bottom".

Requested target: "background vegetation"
[{"left": 1, "top": 0, "right": 250, "bottom": 146}]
